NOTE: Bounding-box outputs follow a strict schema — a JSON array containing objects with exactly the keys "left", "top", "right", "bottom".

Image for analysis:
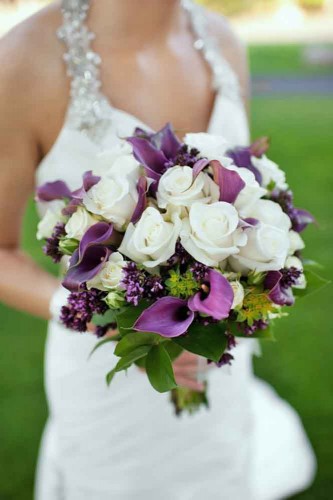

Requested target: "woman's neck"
[{"left": 90, "top": 0, "right": 184, "bottom": 48}]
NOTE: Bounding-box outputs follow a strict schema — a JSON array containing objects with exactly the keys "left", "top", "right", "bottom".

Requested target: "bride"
[{"left": 0, "top": 1, "right": 316, "bottom": 499}]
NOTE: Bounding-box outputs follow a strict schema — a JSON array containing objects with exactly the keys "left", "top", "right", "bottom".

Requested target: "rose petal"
[
  {"left": 211, "top": 160, "right": 245, "bottom": 204},
  {"left": 134, "top": 297, "right": 195, "bottom": 337},
  {"left": 188, "top": 269, "right": 234, "bottom": 320}
]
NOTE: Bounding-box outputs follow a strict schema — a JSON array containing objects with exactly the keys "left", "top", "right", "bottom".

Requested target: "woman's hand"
[
  {"left": 88, "top": 324, "right": 205, "bottom": 391},
  {"left": 172, "top": 351, "right": 205, "bottom": 392}
]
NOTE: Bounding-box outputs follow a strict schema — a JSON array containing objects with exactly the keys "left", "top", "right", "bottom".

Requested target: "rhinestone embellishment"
[{"left": 57, "top": 0, "right": 111, "bottom": 140}]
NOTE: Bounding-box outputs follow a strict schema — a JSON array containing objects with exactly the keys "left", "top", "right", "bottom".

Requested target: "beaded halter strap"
[{"left": 57, "top": 0, "right": 241, "bottom": 140}]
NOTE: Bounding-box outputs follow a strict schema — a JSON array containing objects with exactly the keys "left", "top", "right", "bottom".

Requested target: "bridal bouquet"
[{"left": 36, "top": 124, "right": 326, "bottom": 414}]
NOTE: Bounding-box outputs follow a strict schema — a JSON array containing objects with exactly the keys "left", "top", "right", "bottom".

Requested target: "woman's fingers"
[{"left": 175, "top": 375, "right": 205, "bottom": 392}]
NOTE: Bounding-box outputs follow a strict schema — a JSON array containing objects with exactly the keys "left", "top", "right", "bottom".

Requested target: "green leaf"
[
  {"left": 116, "top": 301, "right": 151, "bottom": 336},
  {"left": 106, "top": 368, "right": 117, "bottom": 386},
  {"left": 294, "top": 268, "right": 330, "bottom": 299},
  {"left": 114, "top": 332, "right": 161, "bottom": 357},
  {"left": 88, "top": 336, "right": 118, "bottom": 359},
  {"left": 92, "top": 309, "right": 119, "bottom": 327},
  {"left": 115, "top": 345, "right": 152, "bottom": 372},
  {"left": 146, "top": 345, "right": 177, "bottom": 393},
  {"left": 173, "top": 322, "right": 227, "bottom": 362},
  {"left": 105, "top": 345, "right": 152, "bottom": 387},
  {"left": 164, "top": 342, "right": 183, "bottom": 361}
]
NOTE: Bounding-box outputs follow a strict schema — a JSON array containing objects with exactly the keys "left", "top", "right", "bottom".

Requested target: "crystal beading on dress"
[
  {"left": 57, "top": 0, "right": 111, "bottom": 141},
  {"left": 57, "top": 0, "right": 242, "bottom": 141}
]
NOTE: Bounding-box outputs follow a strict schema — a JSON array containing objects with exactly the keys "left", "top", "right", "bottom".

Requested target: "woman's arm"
[{"left": 0, "top": 33, "right": 59, "bottom": 321}]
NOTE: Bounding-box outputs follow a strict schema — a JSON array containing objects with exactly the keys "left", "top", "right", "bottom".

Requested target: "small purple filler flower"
[
  {"left": 60, "top": 287, "right": 108, "bottom": 332},
  {"left": 43, "top": 223, "right": 66, "bottom": 263}
]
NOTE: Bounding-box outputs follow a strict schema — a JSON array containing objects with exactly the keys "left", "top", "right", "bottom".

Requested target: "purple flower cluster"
[
  {"left": 164, "top": 145, "right": 200, "bottom": 169},
  {"left": 243, "top": 319, "right": 269, "bottom": 336},
  {"left": 280, "top": 266, "right": 303, "bottom": 288},
  {"left": 43, "top": 223, "right": 66, "bottom": 263},
  {"left": 167, "top": 241, "right": 192, "bottom": 267},
  {"left": 271, "top": 189, "right": 313, "bottom": 233},
  {"left": 121, "top": 262, "right": 164, "bottom": 306},
  {"left": 190, "top": 262, "right": 209, "bottom": 282},
  {"left": 60, "top": 287, "right": 108, "bottom": 332}
]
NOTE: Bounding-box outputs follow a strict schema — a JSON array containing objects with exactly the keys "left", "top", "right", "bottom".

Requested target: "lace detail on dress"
[
  {"left": 57, "top": 0, "right": 111, "bottom": 141},
  {"left": 182, "top": 0, "right": 241, "bottom": 101}
]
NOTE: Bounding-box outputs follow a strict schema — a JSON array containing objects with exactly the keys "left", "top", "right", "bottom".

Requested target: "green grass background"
[{"left": 1, "top": 44, "right": 333, "bottom": 499}]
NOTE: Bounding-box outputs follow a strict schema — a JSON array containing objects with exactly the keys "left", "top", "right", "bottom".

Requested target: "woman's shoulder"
[{"left": 0, "top": 2, "right": 68, "bottom": 145}]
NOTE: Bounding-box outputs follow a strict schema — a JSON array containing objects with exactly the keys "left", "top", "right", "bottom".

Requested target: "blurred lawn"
[{"left": 1, "top": 45, "right": 333, "bottom": 499}]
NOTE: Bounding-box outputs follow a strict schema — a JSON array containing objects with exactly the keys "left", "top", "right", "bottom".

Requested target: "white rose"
[
  {"left": 288, "top": 230, "right": 305, "bottom": 255},
  {"left": 251, "top": 155, "right": 288, "bottom": 190},
  {"left": 180, "top": 202, "right": 247, "bottom": 267},
  {"left": 230, "top": 281, "right": 245, "bottom": 309},
  {"left": 83, "top": 177, "right": 138, "bottom": 231},
  {"left": 65, "top": 207, "right": 98, "bottom": 240},
  {"left": 94, "top": 142, "right": 140, "bottom": 183},
  {"left": 87, "top": 252, "right": 126, "bottom": 291},
  {"left": 229, "top": 223, "right": 290, "bottom": 274},
  {"left": 36, "top": 201, "right": 65, "bottom": 240},
  {"left": 285, "top": 256, "right": 306, "bottom": 289},
  {"left": 156, "top": 166, "right": 219, "bottom": 209},
  {"left": 184, "top": 133, "right": 228, "bottom": 160},
  {"left": 242, "top": 199, "right": 291, "bottom": 232},
  {"left": 118, "top": 207, "right": 181, "bottom": 268},
  {"left": 226, "top": 165, "right": 267, "bottom": 215}
]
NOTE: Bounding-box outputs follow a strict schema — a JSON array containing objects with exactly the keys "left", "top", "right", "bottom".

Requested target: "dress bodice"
[{"left": 35, "top": 0, "right": 250, "bottom": 193}]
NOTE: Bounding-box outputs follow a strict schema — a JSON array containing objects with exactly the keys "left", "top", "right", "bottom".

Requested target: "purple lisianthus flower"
[
  {"left": 188, "top": 269, "right": 234, "bottom": 321},
  {"left": 134, "top": 297, "right": 195, "bottom": 338},
  {"left": 243, "top": 319, "right": 269, "bottom": 336}
]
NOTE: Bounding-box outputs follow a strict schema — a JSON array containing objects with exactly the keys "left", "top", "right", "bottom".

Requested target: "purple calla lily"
[
  {"left": 62, "top": 222, "right": 114, "bottom": 292},
  {"left": 134, "top": 297, "right": 195, "bottom": 338},
  {"left": 36, "top": 180, "right": 72, "bottom": 202},
  {"left": 63, "top": 246, "right": 111, "bottom": 292},
  {"left": 192, "top": 158, "right": 210, "bottom": 178},
  {"left": 265, "top": 271, "right": 295, "bottom": 306},
  {"left": 131, "top": 177, "right": 148, "bottom": 224},
  {"left": 79, "top": 222, "right": 114, "bottom": 258},
  {"left": 128, "top": 123, "right": 182, "bottom": 186},
  {"left": 188, "top": 269, "right": 234, "bottom": 320},
  {"left": 71, "top": 170, "right": 101, "bottom": 199},
  {"left": 210, "top": 160, "right": 245, "bottom": 204}
]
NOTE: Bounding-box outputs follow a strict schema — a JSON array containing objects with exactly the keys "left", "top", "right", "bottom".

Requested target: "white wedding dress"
[{"left": 34, "top": 1, "right": 316, "bottom": 499}]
